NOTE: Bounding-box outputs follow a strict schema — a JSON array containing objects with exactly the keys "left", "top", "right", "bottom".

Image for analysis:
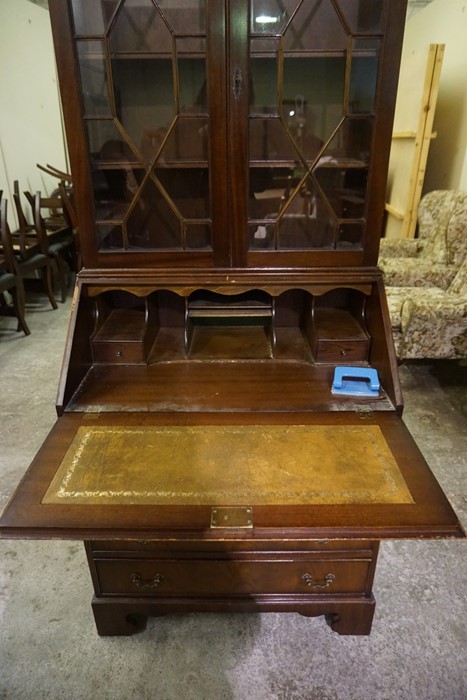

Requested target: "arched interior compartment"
[
  {"left": 60, "top": 283, "right": 392, "bottom": 414},
  {"left": 310, "top": 288, "right": 370, "bottom": 363},
  {"left": 86, "top": 286, "right": 373, "bottom": 367},
  {"left": 186, "top": 289, "right": 275, "bottom": 359}
]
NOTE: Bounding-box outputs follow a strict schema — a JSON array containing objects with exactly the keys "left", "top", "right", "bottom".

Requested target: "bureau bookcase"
[{"left": 0, "top": 0, "right": 463, "bottom": 636}]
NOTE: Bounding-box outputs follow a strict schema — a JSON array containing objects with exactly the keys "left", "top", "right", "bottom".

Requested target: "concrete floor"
[{"left": 0, "top": 290, "right": 466, "bottom": 700}]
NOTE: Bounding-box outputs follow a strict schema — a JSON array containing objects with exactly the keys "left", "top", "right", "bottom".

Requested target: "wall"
[
  {"left": 0, "top": 0, "right": 68, "bottom": 227},
  {"left": 401, "top": 0, "right": 467, "bottom": 192}
]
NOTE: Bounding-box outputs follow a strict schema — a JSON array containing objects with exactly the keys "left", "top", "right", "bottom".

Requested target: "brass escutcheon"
[{"left": 211, "top": 506, "right": 253, "bottom": 529}]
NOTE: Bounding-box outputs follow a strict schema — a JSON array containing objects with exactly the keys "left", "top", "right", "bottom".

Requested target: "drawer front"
[
  {"left": 92, "top": 341, "right": 145, "bottom": 364},
  {"left": 94, "top": 557, "right": 371, "bottom": 597},
  {"left": 315, "top": 339, "right": 369, "bottom": 363}
]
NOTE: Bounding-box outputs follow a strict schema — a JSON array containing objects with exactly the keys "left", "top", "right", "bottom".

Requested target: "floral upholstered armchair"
[
  {"left": 385, "top": 251, "right": 467, "bottom": 360},
  {"left": 379, "top": 190, "right": 467, "bottom": 290}
]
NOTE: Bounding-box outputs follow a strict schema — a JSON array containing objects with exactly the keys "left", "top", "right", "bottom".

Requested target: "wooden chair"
[
  {"left": 33, "top": 191, "right": 75, "bottom": 303},
  {"left": 25, "top": 189, "right": 67, "bottom": 232},
  {"left": 1, "top": 197, "right": 57, "bottom": 311},
  {"left": 12, "top": 180, "right": 36, "bottom": 253},
  {"left": 0, "top": 200, "right": 31, "bottom": 335},
  {"left": 37, "top": 162, "right": 73, "bottom": 184}
]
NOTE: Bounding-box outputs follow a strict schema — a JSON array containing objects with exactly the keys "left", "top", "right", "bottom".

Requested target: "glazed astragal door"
[
  {"left": 55, "top": 0, "right": 404, "bottom": 268},
  {"left": 66, "top": 0, "right": 229, "bottom": 265},
  {"left": 246, "top": 0, "right": 382, "bottom": 253}
]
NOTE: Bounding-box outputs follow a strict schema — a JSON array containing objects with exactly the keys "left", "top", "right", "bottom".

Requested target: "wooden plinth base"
[{"left": 91, "top": 595, "right": 376, "bottom": 637}]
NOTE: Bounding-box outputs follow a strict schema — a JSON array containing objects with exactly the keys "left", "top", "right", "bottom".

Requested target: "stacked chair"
[
  {"left": 0, "top": 164, "right": 79, "bottom": 335},
  {"left": 0, "top": 199, "right": 30, "bottom": 335},
  {"left": 1, "top": 195, "right": 57, "bottom": 313}
]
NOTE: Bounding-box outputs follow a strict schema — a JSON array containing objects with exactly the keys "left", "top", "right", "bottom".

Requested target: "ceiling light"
[{"left": 255, "top": 15, "right": 279, "bottom": 25}]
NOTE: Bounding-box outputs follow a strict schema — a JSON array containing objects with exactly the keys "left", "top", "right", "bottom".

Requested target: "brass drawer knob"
[
  {"left": 302, "top": 572, "right": 336, "bottom": 589},
  {"left": 130, "top": 572, "right": 164, "bottom": 589}
]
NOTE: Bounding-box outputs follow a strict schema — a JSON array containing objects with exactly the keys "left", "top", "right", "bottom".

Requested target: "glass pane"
[
  {"left": 127, "top": 178, "right": 182, "bottom": 249},
  {"left": 337, "top": 173, "right": 367, "bottom": 218},
  {"left": 250, "top": 118, "right": 303, "bottom": 163},
  {"left": 186, "top": 224, "right": 212, "bottom": 250},
  {"left": 250, "top": 39, "right": 279, "bottom": 114},
  {"left": 278, "top": 178, "right": 335, "bottom": 249},
  {"left": 318, "top": 118, "right": 373, "bottom": 163},
  {"left": 338, "top": 0, "right": 384, "bottom": 33},
  {"left": 111, "top": 58, "right": 176, "bottom": 160},
  {"left": 89, "top": 122, "right": 141, "bottom": 225},
  {"left": 249, "top": 120, "right": 266, "bottom": 162},
  {"left": 159, "top": 118, "right": 209, "bottom": 163},
  {"left": 278, "top": 214, "right": 335, "bottom": 249},
  {"left": 156, "top": 168, "right": 210, "bottom": 219},
  {"left": 250, "top": 0, "right": 298, "bottom": 35},
  {"left": 71, "top": 0, "right": 119, "bottom": 36},
  {"left": 109, "top": 0, "right": 173, "bottom": 54},
  {"left": 97, "top": 224, "right": 125, "bottom": 250},
  {"left": 92, "top": 167, "right": 145, "bottom": 222},
  {"left": 314, "top": 118, "right": 372, "bottom": 219},
  {"left": 157, "top": 0, "right": 206, "bottom": 35},
  {"left": 283, "top": 0, "right": 347, "bottom": 53},
  {"left": 282, "top": 57, "right": 345, "bottom": 159},
  {"left": 249, "top": 221, "right": 275, "bottom": 249},
  {"left": 249, "top": 168, "right": 288, "bottom": 219},
  {"left": 178, "top": 46, "right": 207, "bottom": 113},
  {"left": 314, "top": 162, "right": 346, "bottom": 218},
  {"left": 246, "top": 0, "right": 379, "bottom": 253},
  {"left": 349, "top": 39, "right": 380, "bottom": 114},
  {"left": 73, "top": 0, "right": 211, "bottom": 258},
  {"left": 77, "top": 41, "right": 111, "bottom": 117},
  {"left": 86, "top": 121, "right": 138, "bottom": 164},
  {"left": 248, "top": 3, "right": 348, "bottom": 245},
  {"left": 249, "top": 177, "right": 336, "bottom": 251},
  {"left": 337, "top": 223, "right": 364, "bottom": 249}
]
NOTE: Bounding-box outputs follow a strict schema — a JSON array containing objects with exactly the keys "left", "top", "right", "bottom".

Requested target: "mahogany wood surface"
[
  {"left": 47, "top": 0, "right": 409, "bottom": 271},
  {"left": 4, "top": 0, "right": 464, "bottom": 638},
  {"left": 85, "top": 538, "right": 379, "bottom": 636},
  {"left": 0, "top": 411, "right": 463, "bottom": 540},
  {"left": 89, "top": 594, "right": 377, "bottom": 637}
]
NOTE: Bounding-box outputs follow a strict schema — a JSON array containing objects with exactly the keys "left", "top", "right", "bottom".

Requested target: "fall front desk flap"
[{"left": 0, "top": 413, "right": 464, "bottom": 538}]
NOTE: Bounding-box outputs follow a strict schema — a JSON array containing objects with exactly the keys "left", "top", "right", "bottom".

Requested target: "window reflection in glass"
[
  {"left": 71, "top": 0, "right": 119, "bottom": 36},
  {"left": 349, "top": 39, "right": 381, "bottom": 114},
  {"left": 77, "top": 41, "right": 111, "bottom": 117}
]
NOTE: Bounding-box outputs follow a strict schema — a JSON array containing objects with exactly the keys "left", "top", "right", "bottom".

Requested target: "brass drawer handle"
[
  {"left": 302, "top": 572, "right": 336, "bottom": 589},
  {"left": 130, "top": 572, "right": 164, "bottom": 589}
]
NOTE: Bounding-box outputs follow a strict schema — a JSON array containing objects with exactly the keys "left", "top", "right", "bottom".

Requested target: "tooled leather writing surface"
[{"left": 42, "top": 424, "right": 413, "bottom": 506}]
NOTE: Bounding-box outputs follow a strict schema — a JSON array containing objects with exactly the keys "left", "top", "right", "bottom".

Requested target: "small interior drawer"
[
  {"left": 92, "top": 341, "right": 146, "bottom": 364},
  {"left": 314, "top": 339, "right": 370, "bottom": 363},
  {"left": 311, "top": 307, "right": 370, "bottom": 363},
  {"left": 91, "top": 308, "right": 147, "bottom": 364}
]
